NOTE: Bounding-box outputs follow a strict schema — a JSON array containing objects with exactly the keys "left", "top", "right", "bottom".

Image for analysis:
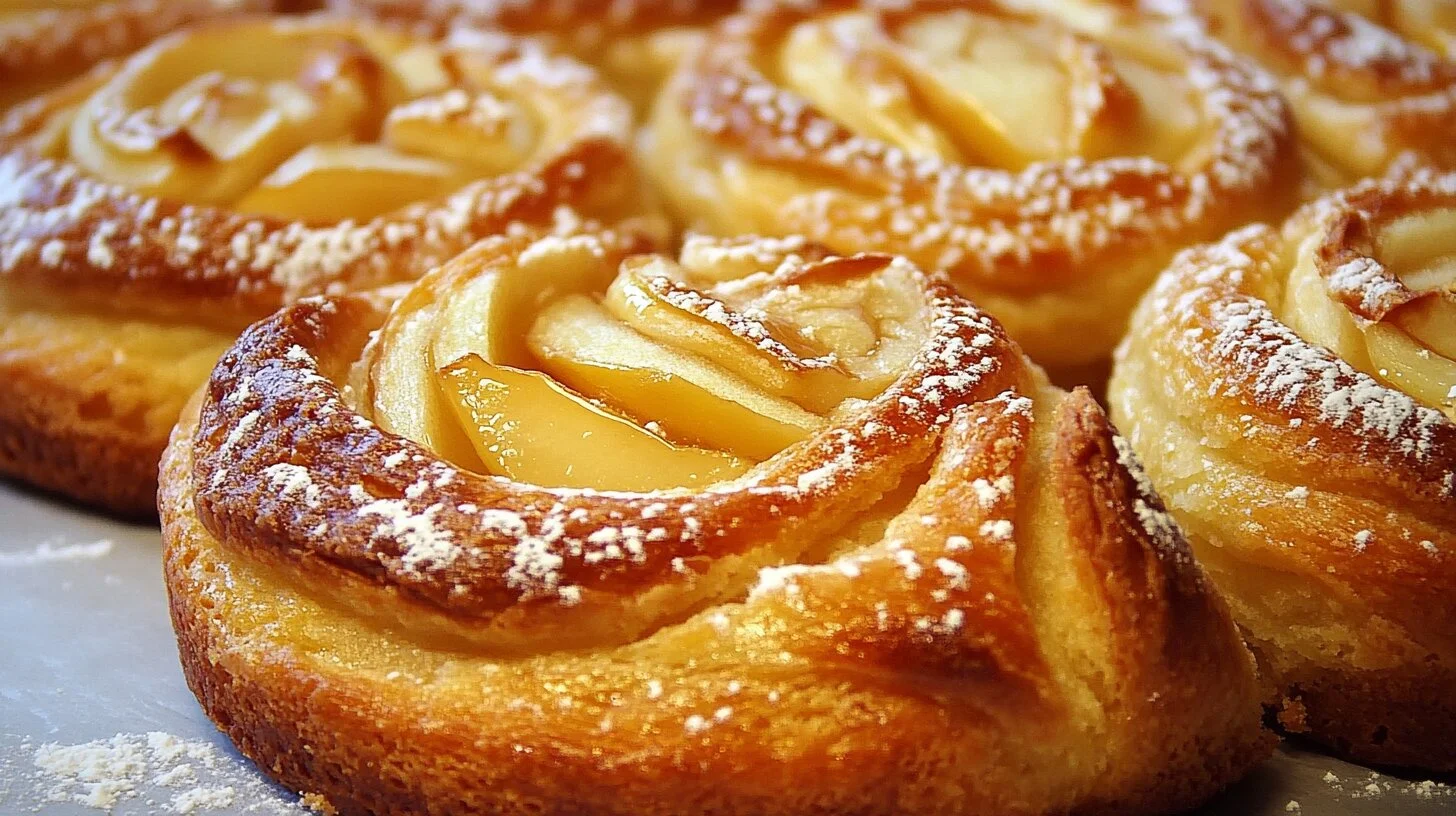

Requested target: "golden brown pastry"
[
  {"left": 1109, "top": 170, "right": 1456, "bottom": 770},
  {"left": 0, "top": 14, "right": 660, "bottom": 515},
  {"left": 326, "top": 0, "right": 743, "bottom": 106},
  {"left": 0, "top": 0, "right": 270, "bottom": 109},
  {"left": 1188, "top": 0, "right": 1456, "bottom": 190},
  {"left": 161, "top": 231, "right": 1271, "bottom": 816},
  {"left": 644, "top": 0, "right": 1297, "bottom": 374}
]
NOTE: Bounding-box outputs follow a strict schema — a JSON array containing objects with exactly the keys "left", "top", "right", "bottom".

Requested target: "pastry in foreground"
[
  {"left": 1187, "top": 0, "right": 1456, "bottom": 192},
  {"left": 161, "top": 231, "right": 1271, "bottom": 816},
  {"left": 645, "top": 0, "right": 1296, "bottom": 373},
  {"left": 1109, "top": 170, "right": 1456, "bottom": 770},
  {"left": 0, "top": 13, "right": 660, "bottom": 515},
  {"left": 0, "top": 0, "right": 268, "bottom": 109},
  {"left": 327, "top": 0, "right": 743, "bottom": 106}
]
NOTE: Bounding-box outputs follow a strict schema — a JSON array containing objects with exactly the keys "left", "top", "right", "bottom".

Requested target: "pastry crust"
[
  {"left": 162, "top": 232, "right": 1270, "bottom": 816},
  {"left": 0, "top": 0, "right": 268, "bottom": 109},
  {"left": 327, "top": 0, "right": 743, "bottom": 106},
  {"left": 0, "top": 14, "right": 661, "bottom": 515},
  {"left": 644, "top": 0, "right": 1296, "bottom": 371},
  {"left": 1109, "top": 170, "right": 1456, "bottom": 770},
  {"left": 1188, "top": 0, "right": 1456, "bottom": 191}
]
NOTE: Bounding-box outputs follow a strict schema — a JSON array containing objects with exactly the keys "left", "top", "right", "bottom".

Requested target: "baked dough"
[
  {"left": 0, "top": 0, "right": 267, "bottom": 109},
  {"left": 326, "top": 0, "right": 743, "bottom": 106},
  {"left": 1190, "top": 0, "right": 1456, "bottom": 191},
  {"left": 644, "top": 0, "right": 1297, "bottom": 373},
  {"left": 0, "top": 14, "right": 661, "bottom": 515},
  {"left": 1109, "top": 169, "right": 1456, "bottom": 770},
  {"left": 161, "top": 231, "right": 1271, "bottom": 816}
]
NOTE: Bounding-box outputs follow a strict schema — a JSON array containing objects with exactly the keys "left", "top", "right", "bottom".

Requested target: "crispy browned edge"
[
  {"left": 0, "top": 355, "right": 173, "bottom": 518},
  {"left": 1254, "top": 641, "right": 1456, "bottom": 772}
]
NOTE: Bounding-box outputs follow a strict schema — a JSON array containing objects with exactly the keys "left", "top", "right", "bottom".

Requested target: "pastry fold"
[
  {"left": 326, "top": 0, "right": 743, "bottom": 106},
  {"left": 1190, "top": 0, "right": 1456, "bottom": 191},
  {"left": 0, "top": 14, "right": 660, "bottom": 514},
  {"left": 644, "top": 0, "right": 1296, "bottom": 371},
  {"left": 162, "top": 231, "right": 1270, "bottom": 816},
  {"left": 1110, "top": 170, "right": 1456, "bottom": 771},
  {"left": 0, "top": 0, "right": 267, "bottom": 109}
]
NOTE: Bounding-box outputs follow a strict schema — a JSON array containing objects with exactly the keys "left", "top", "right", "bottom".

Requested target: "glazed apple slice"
[
  {"left": 528, "top": 295, "right": 823, "bottom": 460},
  {"left": 367, "top": 236, "right": 620, "bottom": 470},
  {"left": 602, "top": 259, "right": 855, "bottom": 409},
  {"left": 439, "top": 354, "right": 751, "bottom": 491},
  {"left": 235, "top": 142, "right": 466, "bottom": 221},
  {"left": 384, "top": 89, "right": 540, "bottom": 174}
]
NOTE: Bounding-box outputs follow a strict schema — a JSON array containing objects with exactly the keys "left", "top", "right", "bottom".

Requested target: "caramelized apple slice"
[
  {"left": 440, "top": 354, "right": 751, "bottom": 491},
  {"left": 431, "top": 237, "right": 622, "bottom": 372},
  {"left": 889, "top": 11, "right": 1071, "bottom": 168},
  {"left": 529, "top": 295, "right": 823, "bottom": 460},
  {"left": 603, "top": 260, "right": 854, "bottom": 408},
  {"left": 779, "top": 14, "right": 959, "bottom": 159},
  {"left": 384, "top": 89, "right": 540, "bottom": 174},
  {"left": 1364, "top": 322, "right": 1456, "bottom": 417},
  {"left": 235, "top": 142, "right": 466, "bottom": 221}
]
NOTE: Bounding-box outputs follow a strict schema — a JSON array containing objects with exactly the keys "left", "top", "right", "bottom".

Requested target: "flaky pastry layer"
[
  {"left": 0, "top": 14, "right": 660, "bottom": 513},
  {"left": 162, "top": 231, "right": 1269, "bottom": 815},
  {"left": 1110, "top": 169, "right": 1456, "bottom": 770},
  {"left": 645, "top": 0, "right": 1295, "bottom": 370}
]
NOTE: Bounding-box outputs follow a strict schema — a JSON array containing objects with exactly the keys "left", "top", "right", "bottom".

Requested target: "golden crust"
[
  {"left": 161, "top": 232, "right": 1270, "bottom": 815},
  {"left": 327, "top": 0, "right": 744, "bottom": 105},
  {"left": 644, "top": 0, "right": 1296, "bottom": 369},
  {"left": 0, "top": 14, "right": 661, "bottom": 513},
  {"left": 1188, "top": 0, "right": 1456, "bottom": 188},
  {"left": 1109, "top": 170, "right": 1456, "bottom": 770},
  {"left": 0, "top": 0, "right": 268, "bottom": 109}
]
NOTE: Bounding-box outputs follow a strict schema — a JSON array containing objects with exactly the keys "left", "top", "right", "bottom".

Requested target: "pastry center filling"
[
  {"left": 1283, "top": 207, "right": 1456, "bottom": 418},
  {"left": 29, "top": 20, "right": 552, "bottom": 222},
  {"left": 1321, "top": 0, "right": 1456, "bottom": 56},
  {"left": 774, "top": 9, "right": 1201, "bottom": 170},
  {"left": 364, "top": 240, "right": 931, "bottom": 491}
]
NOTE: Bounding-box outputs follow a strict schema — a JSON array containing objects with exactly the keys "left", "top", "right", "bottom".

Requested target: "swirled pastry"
[
  {"left": 327, "top": 0, "right": 742, "bottom": 106},
  {"left": 0, "top": 14, "right": 659, "bottom": 515},
  {"left": 1109, "top": 170, "right": 1456, "bottom": 770},
  {"left": 0, "top": 0, "right": 267, "bottom": 109},
  {"left": 645, "top": 0, "right": 1295, "bottom": 372},
  {"left": 1189, "top": 0, "right": 1456, "bottom": 189},
  {"left": 160, "top": 231, "right": 1271, "bottom": 816}
]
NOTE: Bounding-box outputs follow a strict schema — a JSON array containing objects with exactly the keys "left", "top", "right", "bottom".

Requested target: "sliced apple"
[
  {"left": 602, "top": 259, "right": 856, "bottom": 406},
  {"left": 779, "top": 14, "right": 959, "bottom": 159},
  {"left": 235, "top": 142, "right": 466, "bottom": 221},
  {"left": 889, "top": 10, "right": 1070, "bottom": 168},
  {"left": 1363, "top": 322, "right": 1456, "bottom": 418},
  {"left": 384, "top": 89, "right": 540, "bottom": 174},
  {"left": 528, "top": 295, "right": 823, "bottom": 460},
  {"left": 439, "top": 354, "right": 751, "bottom": 491},
  {"left": 430, "top": 237, "right": 622, "bottom": 372}
]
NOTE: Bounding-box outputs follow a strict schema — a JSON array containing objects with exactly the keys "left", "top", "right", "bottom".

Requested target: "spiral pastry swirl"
[
  {"left": 160, "top": 231, "right": 1269, "bottom": 816},
  {"left": 0, "top": 0, "right": 266, "bottom": 109},
  {"left": 327, "top": 0, "right": 743, "bottom": 106},
  {"left": 645, "top": 0, "right": 1295, "bottom": 372},
  {"left": 0, "top": 14, "right": 659, "bottom": 514},
  {"left": 1191, "top": 0, "right": 1456, "bottom": 188},
  {"left": 1109, "top": 170, "right": 1456, "bottom": 770}
]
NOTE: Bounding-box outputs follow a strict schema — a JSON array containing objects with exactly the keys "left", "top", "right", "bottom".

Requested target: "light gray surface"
[{"left": 0, "top": 482, "right": 1451, "bottom": 815}]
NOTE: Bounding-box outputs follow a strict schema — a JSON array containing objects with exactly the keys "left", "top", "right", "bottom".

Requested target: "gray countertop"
[{"left": 1, "top": 482, "right": 1452, "bottom": 815}]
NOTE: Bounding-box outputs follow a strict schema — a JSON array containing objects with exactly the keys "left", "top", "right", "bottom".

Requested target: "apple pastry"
[
  {"left": 1109, "top": 169, "right": 1456, "bottom": 770},
  {"left": 1189, "top": 0, "right": 1456, "bottom": 190},
  {"left": 644, "top": 0, "right": 1296, "bottom": 374},
  {"left": 0, "top": 0, "right": 267, "bottom": 109},
  {"left": 0, "top": 14, "right": 661, "bottom": 515},
  {"left": 160, "top": 231, "right": 1271, "bottom": 816},
  {"left": 326, "top": 0, "right": 743, "bottom": 107}
]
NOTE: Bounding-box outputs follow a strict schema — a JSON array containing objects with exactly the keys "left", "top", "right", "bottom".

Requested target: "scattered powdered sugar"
[
  {"left": 0, "top": 539, "right": 113, "bottom": 567},
  {"left": 12, "top": 731, "right": 306, "bottom": 813}
]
